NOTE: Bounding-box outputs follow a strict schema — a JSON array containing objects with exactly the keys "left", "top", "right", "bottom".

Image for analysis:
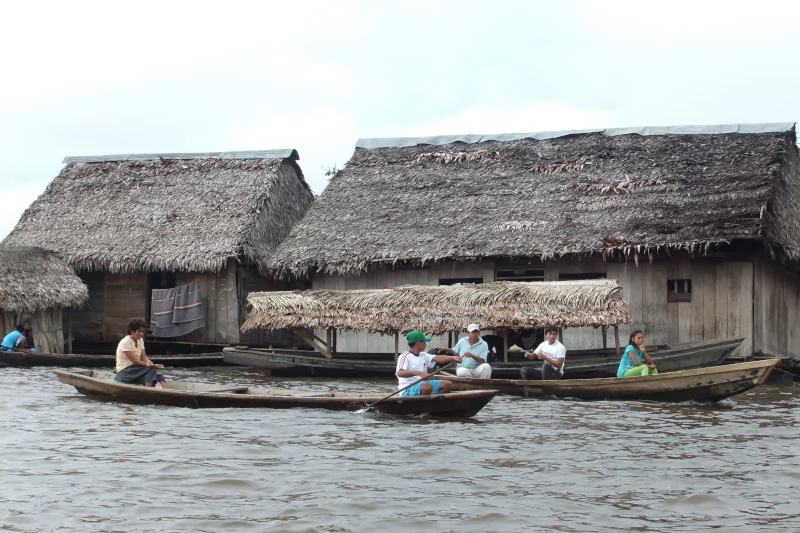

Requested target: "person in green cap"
[{"left": 396, "top": 330, "right": 462, "bottom": 396}]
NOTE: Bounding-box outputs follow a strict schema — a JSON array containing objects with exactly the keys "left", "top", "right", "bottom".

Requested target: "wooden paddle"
[{"left": 364, "top": 361, "right": 456, "bottom": 410}]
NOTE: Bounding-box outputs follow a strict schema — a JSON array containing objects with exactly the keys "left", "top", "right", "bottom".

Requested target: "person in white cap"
[{"left": 435, "top": 323, "right": 492, "bottom": 379}]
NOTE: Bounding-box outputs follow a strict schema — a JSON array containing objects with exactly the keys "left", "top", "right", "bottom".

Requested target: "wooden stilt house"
[
  {"left": 266, "top": 124, "right": 800, "bottom": 360},
  {"left": 3, "top": 150, "right": 314, "bottom": 351}
]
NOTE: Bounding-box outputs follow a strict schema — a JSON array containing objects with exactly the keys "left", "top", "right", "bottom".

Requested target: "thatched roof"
[
  {"left": 0, "top": 246, "right": 89, "bottom": 312},
  {"left": 242, "top": 279, "right": 630, "bottom": 334},
  {"left": 267, "top": 123, "right": 800, "bottom": 277},
  {"left": 4, "top": 150, "right": 314, "bottom": 273}
]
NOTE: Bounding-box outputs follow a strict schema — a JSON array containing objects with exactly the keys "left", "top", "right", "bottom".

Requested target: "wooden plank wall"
[
  {"left": 754, "top": 257, "right": 800, "bottom": 359},
  {"left": 606, "top": 256, "right": 752, "bottom": 356},
  {"left": 312, "top": 261, "right": 495, "bottom": 354},
  {"left": 71, "top": 271, "right": 105, "bottom": 342},
  {"left": 102, "top": 273, "right": 148, "bottom": 340},
  {"left": 310, "top": 255, "right": 755, "bottom": 356}
]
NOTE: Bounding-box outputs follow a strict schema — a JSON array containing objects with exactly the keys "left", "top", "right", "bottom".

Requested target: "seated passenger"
[
  {"left": 1, "top": 324, "right": 36, "bottom": 353},
  {"left": 436, "top": 323, "right": 492, "bottom": 379},
  {"left": 520, "top": 325, "right": 566, "bottom": 380},
  {"left": 115, "top": 319, "right": 166, "bottom": 387},
  {"left": 617, "top": 330, "right": 658, "bottom": 378}
]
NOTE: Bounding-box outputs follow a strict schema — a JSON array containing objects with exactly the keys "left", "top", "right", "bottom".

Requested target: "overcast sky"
[{"left": 2, "top": 0, "right": 799, "bottom": 239}]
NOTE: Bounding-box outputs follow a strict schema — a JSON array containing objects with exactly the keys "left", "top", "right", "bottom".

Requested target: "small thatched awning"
[
  {"left": 242, "top": 279, "right": 630, "bottom": 334},
  {"left": 0, "top": 246, "right": 89, "bottom": 313}
]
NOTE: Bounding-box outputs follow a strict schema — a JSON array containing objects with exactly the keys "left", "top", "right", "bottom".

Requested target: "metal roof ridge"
[
  {"left": 63, "top": 149, "right": 299, "bottom": 164},
  {"left": 355, "top": 123, "right": 796, "bottom": 149}
]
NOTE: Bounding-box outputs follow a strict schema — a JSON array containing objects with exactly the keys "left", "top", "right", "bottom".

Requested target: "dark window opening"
[
  {"left": 558, "top": 273, "right": 607, "bottom": 281},
  {"left": 668, "top": 279, "right": 692, "bottom": 302},
  {"left": 439, "top": 278, "right": 483, "bottom": 286},
  {"left": 496, "top": 269, "right": 545, "bottom": 282}
]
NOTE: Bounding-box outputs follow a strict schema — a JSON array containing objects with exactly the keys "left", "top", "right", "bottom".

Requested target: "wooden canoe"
[
  {"left": 52, "top": 369, "right": 498, "bottom": 417},
  {"left": 0, "top": 351, "right": 227, "bottom": 368},
  {"left": 222, "top": 338, "right": 743, "bottom": 379},
  {"left": 441, "top": 359, "right": 778, "bottom": 402}
]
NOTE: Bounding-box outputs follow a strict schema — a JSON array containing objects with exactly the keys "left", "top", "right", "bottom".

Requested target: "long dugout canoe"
[
  {"left": 0, "top": 351, "right": 227, "bottom": 368},
  {"left": 53, "top": 369, "right": 497, "bottom": 417},
  {"left": 441, "top": 359, "right": 778, "bottom": 403},
  {"left": 222, "top": 338, "right": 743, "bottom": 379}
]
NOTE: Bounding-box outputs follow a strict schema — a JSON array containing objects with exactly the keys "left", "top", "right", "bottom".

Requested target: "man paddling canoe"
[{"left": 396, "top": 330, "right": 461, "bottom": 396}]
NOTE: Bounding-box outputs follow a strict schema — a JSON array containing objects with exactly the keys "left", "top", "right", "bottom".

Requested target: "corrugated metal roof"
[
  {"left": 63, "top": 149, "right": 299, "bottom": 164},
  {"left": 356, "top": 123, "right": 796, "bottom": 150}
]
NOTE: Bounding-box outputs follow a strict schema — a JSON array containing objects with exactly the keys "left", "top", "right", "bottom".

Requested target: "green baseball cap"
[{"left": 406, "top": 330, "right": 432, "bottom": 343}]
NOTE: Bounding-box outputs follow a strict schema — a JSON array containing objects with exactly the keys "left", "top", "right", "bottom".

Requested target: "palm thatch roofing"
[
  {"left": 242, "top": 279, "right": 630, "bottom": 334},
  {"left": 267, "top": 123, "right": 800, "bottom": 278},
  {"left": 0, "top": 246, "right": 89, "bottom": 312},
  {"left": 3, "top": 150, "right": 314, "bottom": 273}
]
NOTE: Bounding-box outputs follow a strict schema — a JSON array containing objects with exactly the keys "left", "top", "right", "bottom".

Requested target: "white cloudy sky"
[{"left": 1, "top": 0, "right": 799, "bottom": 239}]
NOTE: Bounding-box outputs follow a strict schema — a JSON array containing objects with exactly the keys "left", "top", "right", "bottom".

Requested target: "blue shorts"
[{"left": 402, "top": 380, "right": 442, "bottom": 397}]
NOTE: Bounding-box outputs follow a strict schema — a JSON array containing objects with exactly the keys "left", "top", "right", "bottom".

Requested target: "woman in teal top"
[{"left": 617, "top": 330, "right": 658, "bottom": 378}]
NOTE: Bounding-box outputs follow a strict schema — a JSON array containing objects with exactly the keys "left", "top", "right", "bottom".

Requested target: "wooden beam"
[
  {"left": 558, "top": 328, "right": 564, "bottom": 343},
  {"left": 394, "top": 332, "right": 400, "bottom": 361},
  {"left": 67, "top": 309, "right": 73, "bottom": 355},
  {"left": 326, "top": 328, "right": 332, "bottom": 354},
  {"left": 502, "top": 330, "right": 508, "bottom": 362},
  {"left": 601, "top": 326, "right": 607, "bottom": 350},
  {"left": 614, "top": 325, "right": 621, "bottom": 355},
  {"left": 293, "top": 329, "right": 333, "bottom": 359},
  {"left": 332, "top": 329, "right": 337, "bottom": 353}
]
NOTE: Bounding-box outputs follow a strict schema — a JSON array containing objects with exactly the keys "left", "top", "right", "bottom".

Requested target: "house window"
[
  {"left": 668, "top": 279, "right": 692, "bottom": 302},
  {"left": 496, "top": 269, "right": 545, "bottom": 282},
  {"left": 558, "top": 273, "right": 607, "bottom": 281},
  {"left": 439, "top": 278, "right": 483, "bottom": 286}
]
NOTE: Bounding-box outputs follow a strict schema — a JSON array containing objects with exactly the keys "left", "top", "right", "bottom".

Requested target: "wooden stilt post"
[
  {"left": 601, "top": 326, "right": 607, "bottom": 350},
  {"left": 502, "top": 330, "right": 509, "bottom": 363},
  {"left": 332, "top": 329, "right": 337, "bottom": 354},
  {"left": 67, "top": 309, "right": 73, "bottom": 355},
  {"left": 558, "top": 328, "right": 564, "bottom": 343},
  {"left": 326, "top": 328, "right": 332, "bottom": 354},
  {"left": 394, "top": 332, "right": 399, "bottom": 361},
  {"left": 614, "top": 325, "right": 621, "bottom": 355}
]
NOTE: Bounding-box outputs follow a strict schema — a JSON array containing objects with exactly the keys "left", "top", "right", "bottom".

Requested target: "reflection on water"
[{"left": 1, "top": 367, "right": 798, "bottom": 532}]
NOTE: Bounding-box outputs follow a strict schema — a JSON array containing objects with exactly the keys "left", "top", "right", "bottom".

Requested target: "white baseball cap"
[{"left": 467, "top": 323, "right": 480, "bottom": 332}]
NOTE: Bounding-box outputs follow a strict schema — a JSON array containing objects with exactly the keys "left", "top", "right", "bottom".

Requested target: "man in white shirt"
[
  {"left": 436, "top": 323, "right": 492, "bottom": 379},
  {"left": 520, "top": 325, "right": 566, "bottom": 380},
  {"left": 396, "top": 330, "right": 462, "bottom": 396}
]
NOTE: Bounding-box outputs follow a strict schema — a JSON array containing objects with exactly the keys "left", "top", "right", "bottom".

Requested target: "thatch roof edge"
[
  {"left": 0, "top": 246, "right": 89, "bottom": 312},
  {"left": 242, "top": 279, "right": 631, "bottom": 334}
]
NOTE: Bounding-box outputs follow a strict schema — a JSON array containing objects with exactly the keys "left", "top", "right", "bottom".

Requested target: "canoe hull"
[
  {"left": 222, "top": 338, "right": 743, "bottom": 379},
  {"left": 443, "top": 359, "right": 778, "bottom": 402},
  {"left": 53, "top": 370, "right": 496, "bottom": 417},
  {"left": 0, "top": 352, "right": 227, "bottom": 368}
]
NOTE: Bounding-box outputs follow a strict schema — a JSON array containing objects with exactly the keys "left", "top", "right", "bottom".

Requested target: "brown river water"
[{"left": 1, "top": 366, "right": 798, "bottom": 533}]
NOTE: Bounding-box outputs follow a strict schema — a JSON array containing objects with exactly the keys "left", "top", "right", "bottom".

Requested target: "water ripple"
[{"left": 0, "top": 367, "right": 798, "bottom": 532}]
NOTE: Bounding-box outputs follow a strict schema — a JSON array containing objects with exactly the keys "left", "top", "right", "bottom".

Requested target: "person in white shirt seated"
[
  {"left": 436, "top": 323, "right": 492, "bottom": 379},
  {"left": 396, "top": 330, "right": 461, "bottom": 396},
  {"left": 520, "top": 325, "right": 566, "bottom": 380}
]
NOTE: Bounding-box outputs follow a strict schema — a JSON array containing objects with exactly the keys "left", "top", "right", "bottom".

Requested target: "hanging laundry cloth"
[{"left": 150, "top": 280, "right": 206, "bottom": 337}]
